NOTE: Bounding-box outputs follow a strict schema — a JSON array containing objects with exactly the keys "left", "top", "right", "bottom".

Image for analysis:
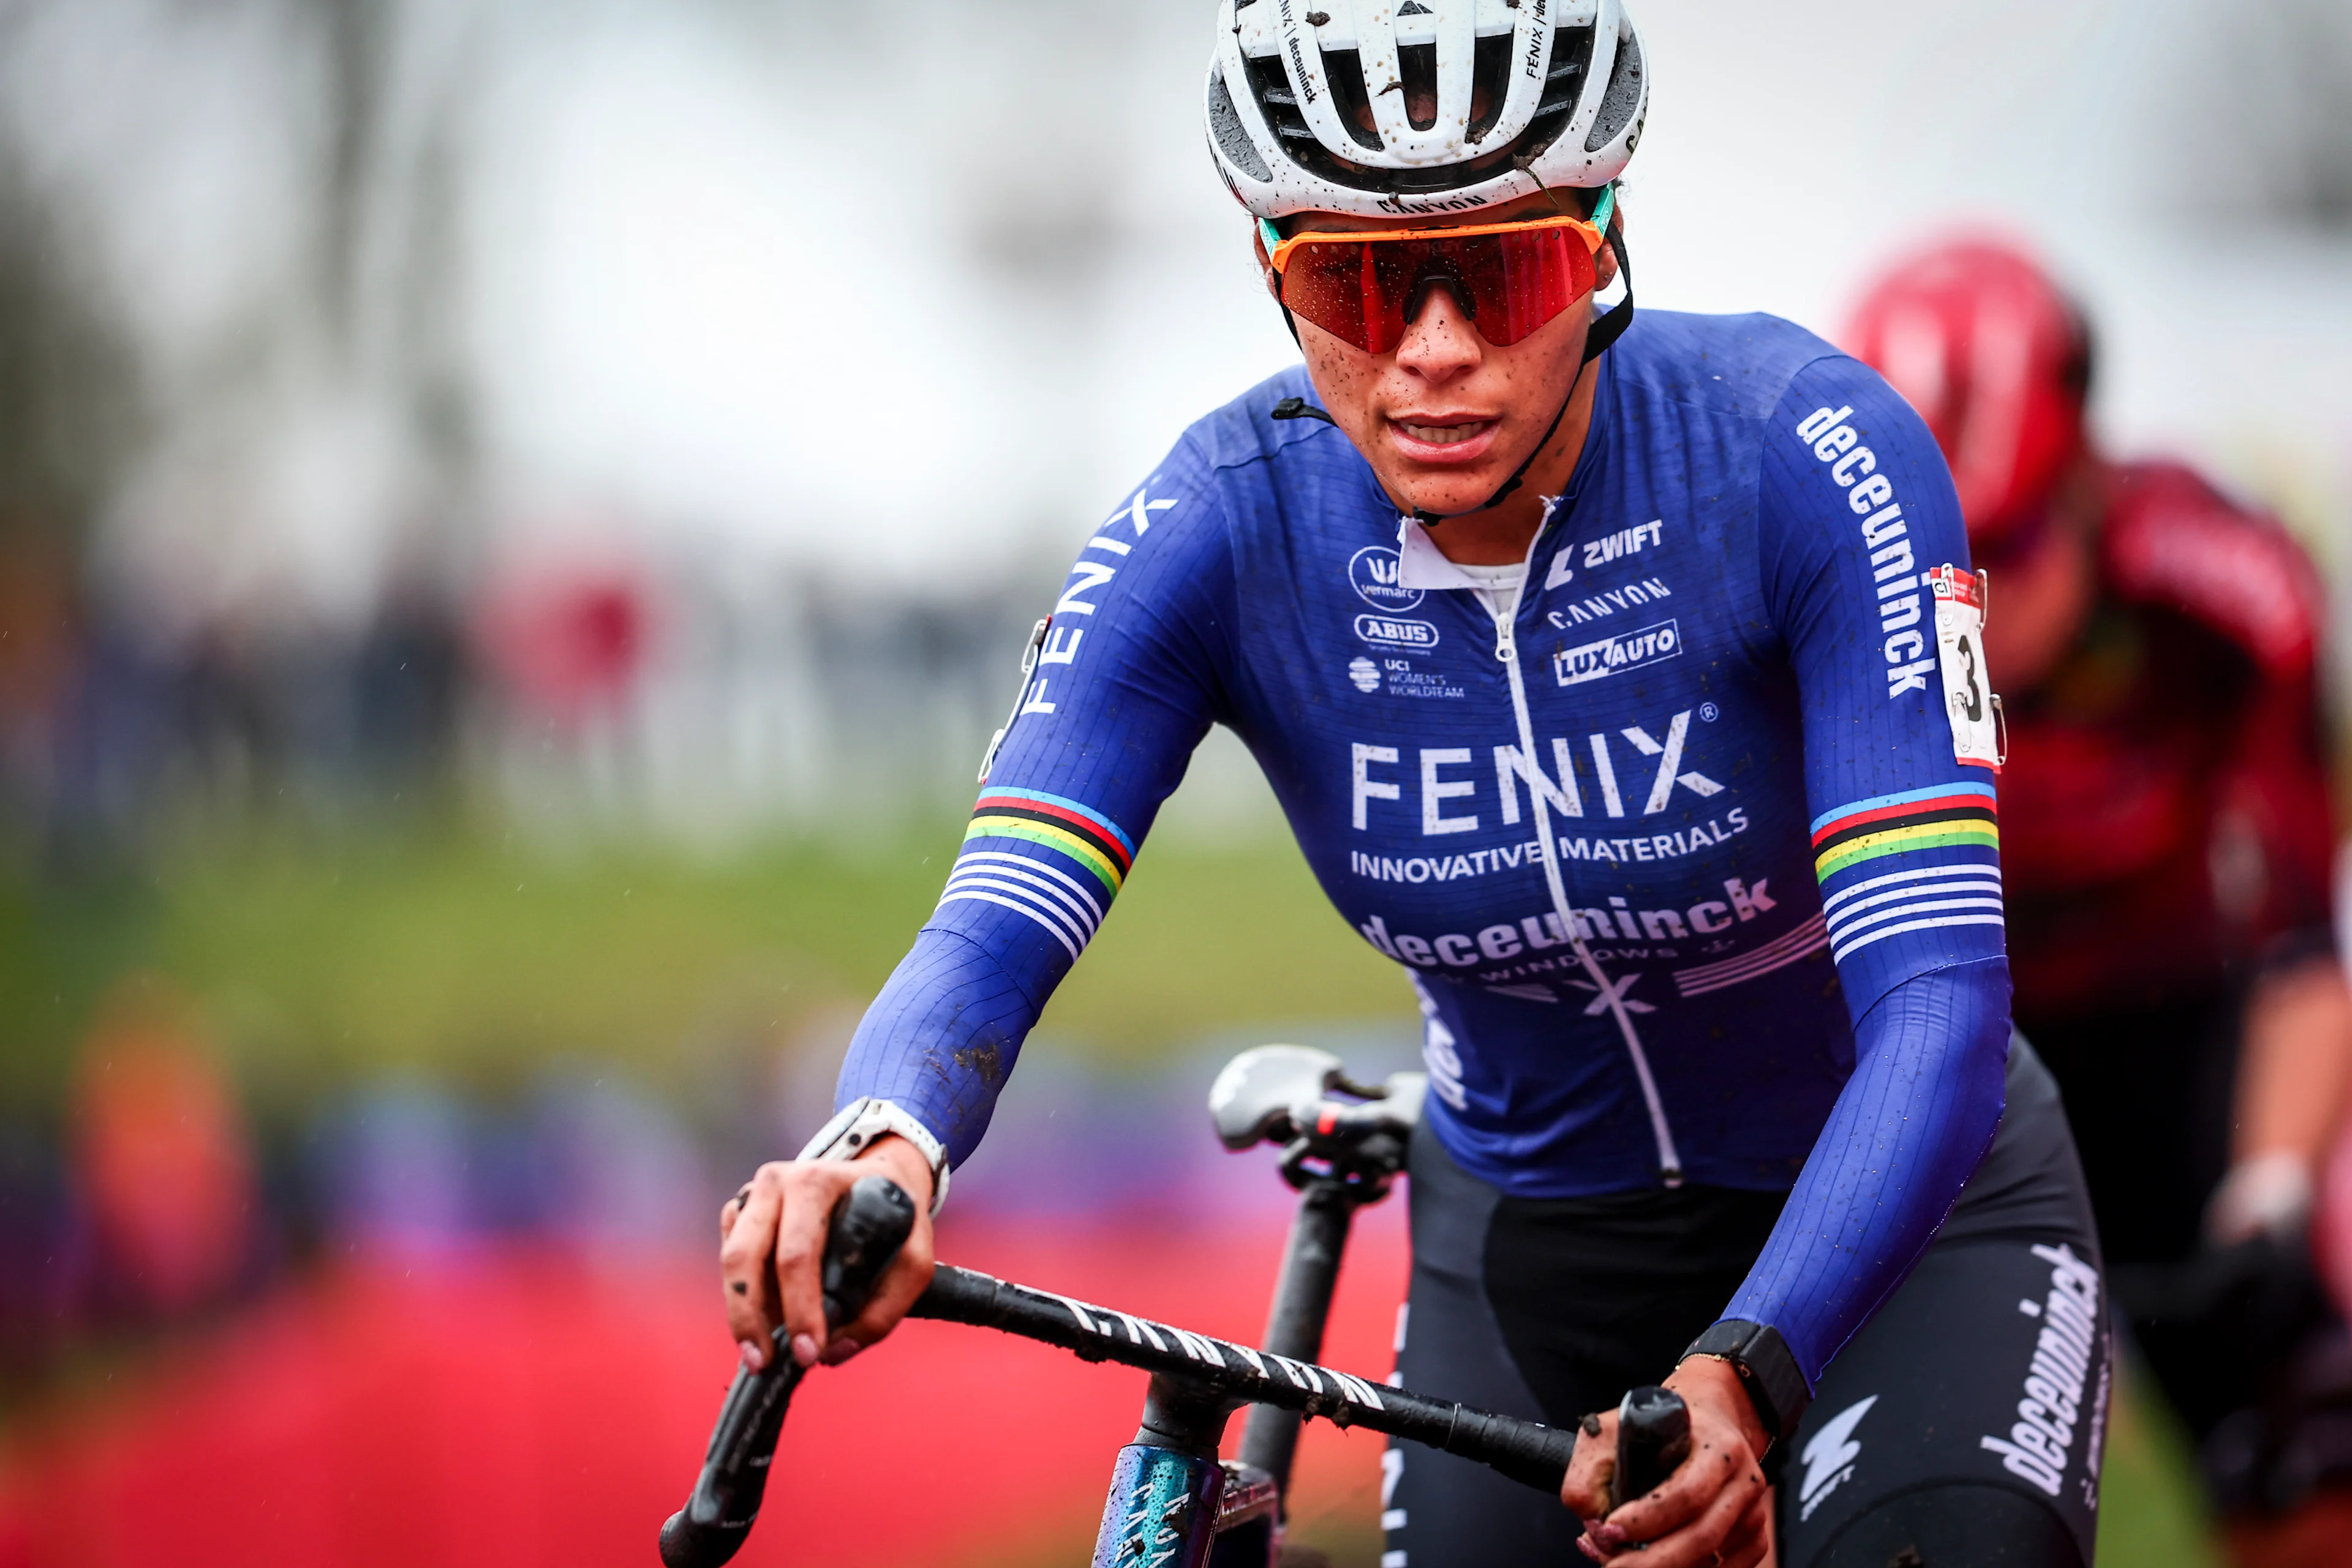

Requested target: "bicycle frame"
[
  {"left": 973, "top": 1050, "right": 1427, "bottom": 1568},
  {"left": 1213, "top": 1045, "right": 1421, "bottom": 1523},
  {"left": 1090, "top": 1376, "right": 1276, "bottom": 1568}
]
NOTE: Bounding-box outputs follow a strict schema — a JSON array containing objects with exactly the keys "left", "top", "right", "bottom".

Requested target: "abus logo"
[
  {"left": 1555, "top": 619, "right": 1682, "bottom": 687},
  {"left": 1355, "top": 614, "right": 1439, "bottom": 651},
  {"left": 1349, "top": 546, "right": 1424, "bottom": 611}
]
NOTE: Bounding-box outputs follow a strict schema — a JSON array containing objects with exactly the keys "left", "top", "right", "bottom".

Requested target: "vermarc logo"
[{"left": 1349, "top": 546, "right": 1425, "bottom": 612}]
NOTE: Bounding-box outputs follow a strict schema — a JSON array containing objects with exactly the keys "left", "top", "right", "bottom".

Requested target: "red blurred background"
[{"left": 0, "top": 1211, "right": 1408, "bottom": 1568}]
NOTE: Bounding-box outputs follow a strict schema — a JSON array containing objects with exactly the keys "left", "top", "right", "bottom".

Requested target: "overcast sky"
[{"left": 8, "top": 0, "right": 2351, "bottom": 619}]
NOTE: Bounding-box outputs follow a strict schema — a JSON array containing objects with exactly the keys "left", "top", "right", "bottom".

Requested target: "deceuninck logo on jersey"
[
  {"left": 1349, "top": 546, "right": 1425, "bottom": 612},
  {"left": 1554, "top": 618, "right": 1683, "bottom": 686}
]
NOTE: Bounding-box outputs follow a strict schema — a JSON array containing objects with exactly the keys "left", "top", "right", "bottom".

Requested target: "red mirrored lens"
[
  {"left": 1280, "top": 227, "right": 1595, "bottom": 353},
  {"left": 1280, "top": 241, "right": 1378, "bottom": 349}
]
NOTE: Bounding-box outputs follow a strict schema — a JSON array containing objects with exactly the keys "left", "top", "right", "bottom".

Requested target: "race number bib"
[{"left": 1930, "top": 565, "right": 2003, "bottom": 770}]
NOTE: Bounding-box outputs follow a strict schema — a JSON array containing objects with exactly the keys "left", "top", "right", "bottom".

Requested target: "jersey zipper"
[{"left": 1485, "top": 518, "right": 1686, "bottom": 1186}]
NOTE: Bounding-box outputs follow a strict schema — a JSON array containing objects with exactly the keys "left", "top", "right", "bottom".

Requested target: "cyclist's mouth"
[{"left": 1389, "top": 416, "right": 1499, "bottom": 462}]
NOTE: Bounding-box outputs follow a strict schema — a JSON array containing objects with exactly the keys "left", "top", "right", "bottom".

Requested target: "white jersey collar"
[{"left": 1395, "top": 517, "right": 1485, "bottom": 590}]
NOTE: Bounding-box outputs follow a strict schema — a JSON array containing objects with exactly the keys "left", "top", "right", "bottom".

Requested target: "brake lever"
[
  {"left": 658, "top": 1176, "right": 916, "bottom": 1568},
  {"left": 1611, "top": 1384, "right": 1692, "bottom": 1511}
]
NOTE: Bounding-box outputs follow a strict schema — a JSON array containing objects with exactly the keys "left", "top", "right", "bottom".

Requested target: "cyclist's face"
[{"left": 1285, "top": 192, "right": 1616, "bottom": 527}]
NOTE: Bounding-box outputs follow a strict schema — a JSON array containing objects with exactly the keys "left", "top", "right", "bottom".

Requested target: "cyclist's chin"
[{"left": 1372, "top": 440, "right": 1528, "bottom": 518}]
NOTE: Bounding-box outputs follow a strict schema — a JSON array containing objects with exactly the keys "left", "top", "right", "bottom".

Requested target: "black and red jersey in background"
[
  {"left": 2000, "top": 459, "right": 2335, "bottom": 1022},
  {"left": 1850, "top": 235, "right": 2350, "bottom": 1490}
]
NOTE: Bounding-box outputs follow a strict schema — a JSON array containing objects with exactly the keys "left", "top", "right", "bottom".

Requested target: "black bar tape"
[{"left": 910, "top": 1264, "right": 1578, "bottom": 1494}]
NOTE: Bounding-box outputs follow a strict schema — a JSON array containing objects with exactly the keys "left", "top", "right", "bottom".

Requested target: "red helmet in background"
[{"left": 1845, "top": 238, "right": 2093, "bottom": 548}]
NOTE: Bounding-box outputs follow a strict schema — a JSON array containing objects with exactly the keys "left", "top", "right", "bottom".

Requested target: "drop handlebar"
[
  {"left": 908, "top": 1263, "right": 1577, "bottom": 1493},
  {"left": 658, "top": 1178, "right": 1582, "bottom": 1566}
]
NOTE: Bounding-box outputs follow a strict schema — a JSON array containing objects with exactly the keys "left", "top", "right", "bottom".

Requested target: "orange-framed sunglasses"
[{"left": 1256, "top": 185, "right": 1615, "bottom": 354}]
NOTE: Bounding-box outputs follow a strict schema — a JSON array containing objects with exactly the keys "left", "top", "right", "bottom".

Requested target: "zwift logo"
[{"left": 1799, "top": 1396, "right": 1877, "bottom": 1522}]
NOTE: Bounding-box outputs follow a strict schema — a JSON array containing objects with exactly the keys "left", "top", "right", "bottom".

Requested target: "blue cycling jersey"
[{"left": 837, "top": 310, "right": 2013, "bottom": 1389}]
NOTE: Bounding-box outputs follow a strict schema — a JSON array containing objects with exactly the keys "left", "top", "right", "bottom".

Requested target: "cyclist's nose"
[{"left": 1395, "top": 284, "right": 1482, "bottom": 377}]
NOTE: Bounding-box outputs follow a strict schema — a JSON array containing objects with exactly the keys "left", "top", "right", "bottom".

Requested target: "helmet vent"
[
  {"left": 1464, "top": 33, "right": 1515, "bottom": 143},
  {"left": 1493, "top": 25, "right": 1592, "bottom": 167},
  {"left": 1244, "top": 52, "right": 1323, "bottom": 146},
  {"left": 1229, "top": 18, "right": 1623, "bottom": 201},
  {"left": 1207, "top": 66, "right": 1275, "bottom": 183},
  {"left": 1319, "top": 51, "right": 1385, "bottom": 150},
  {"left": 1583, "top": 27, "right": 1643, "bottom": 153},
  {"left": 1396, "top": 43, "right": 1439, "bottom": 132}
]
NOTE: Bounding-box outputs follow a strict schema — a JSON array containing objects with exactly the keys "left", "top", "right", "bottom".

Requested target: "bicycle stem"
[
  {"left": 1237, "top": 1177, "right": 1360, "bottom": 1507},
  {"left": 908, "top": 1264, "right": 1578, "bottom": 1494}
]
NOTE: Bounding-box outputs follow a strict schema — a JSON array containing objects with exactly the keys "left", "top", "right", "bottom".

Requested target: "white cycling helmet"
[{"left": 1205, "top": 0, "right": 1648, "bottom": 221}]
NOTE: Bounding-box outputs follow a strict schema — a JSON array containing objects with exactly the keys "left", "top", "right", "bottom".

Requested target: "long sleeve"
[
  {"left": 833, "top": 442, "right": 1242, "bottom": 1165},
  {"left": 1719, "top": 356, "right": 2013, "bottom": 1385}
]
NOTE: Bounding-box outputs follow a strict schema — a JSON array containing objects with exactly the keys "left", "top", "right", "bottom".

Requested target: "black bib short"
[{"left": 1383, "top": 1038, "right": 2106, "bottom": 1568}]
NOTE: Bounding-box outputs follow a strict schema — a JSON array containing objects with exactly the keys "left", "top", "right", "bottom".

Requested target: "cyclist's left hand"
[{"left": 1561, "top": 1355, "right": 1772, "bottom": 1567}]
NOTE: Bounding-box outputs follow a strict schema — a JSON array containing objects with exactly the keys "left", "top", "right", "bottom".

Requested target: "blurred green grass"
[
  {"left": 0, "top": 817, "right": 1414, "bottom": 1110},
  {"left": 2100, "top": 1366, "right": 2223, "bottom": 1568}
]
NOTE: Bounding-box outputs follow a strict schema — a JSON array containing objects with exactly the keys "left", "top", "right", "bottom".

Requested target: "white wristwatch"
[{"left": 797, "top": 1097, "right": 951, "bottom": 1216}]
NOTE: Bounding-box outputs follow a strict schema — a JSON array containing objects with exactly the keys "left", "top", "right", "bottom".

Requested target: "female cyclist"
[{"left": 720, "top": 4, "right": 2107, "bottom": 1564}]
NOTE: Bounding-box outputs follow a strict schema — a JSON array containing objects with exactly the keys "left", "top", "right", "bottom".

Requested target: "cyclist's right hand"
[{"left": 718, "top": 1134, "right": 937, "bottom": 1372}]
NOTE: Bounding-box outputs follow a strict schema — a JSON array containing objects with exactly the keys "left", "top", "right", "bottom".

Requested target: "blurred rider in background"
[{"left": 1850, "top": 238, "right": 2352, "bottom": 1555}]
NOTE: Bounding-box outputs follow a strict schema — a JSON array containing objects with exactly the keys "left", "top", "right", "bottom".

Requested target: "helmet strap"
[
  {"left": 1271, "top": 396, "right": 1336, "bottom": 426},
  {"left": 1583, "top": 202, "right": 1637, "bottom": 364}
]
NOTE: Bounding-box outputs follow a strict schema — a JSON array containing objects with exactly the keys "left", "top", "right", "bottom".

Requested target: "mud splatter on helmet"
[{"left": 1205, "top": 0, "right": 1648, "bottom": 221}]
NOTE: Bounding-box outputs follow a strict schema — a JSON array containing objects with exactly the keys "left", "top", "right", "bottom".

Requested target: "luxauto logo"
[
  {"left": 1555, "top": 619, "right": 1682, "bottom": 687},
  {"left": 1349, "top": 546, "right": 1424, "bottom": 612}
]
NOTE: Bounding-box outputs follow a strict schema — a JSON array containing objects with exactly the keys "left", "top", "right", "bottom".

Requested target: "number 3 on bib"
[{"left": 1931, "top": 565, "right": 2005, "bottom": 771}]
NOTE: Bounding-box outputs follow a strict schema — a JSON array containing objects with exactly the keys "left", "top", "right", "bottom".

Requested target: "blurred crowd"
[
  {"left": 0, "top": 969, "right": 723, "bottom": 1378},
  {"left": 0, "top": 530, "right": 1058, "bottom": 865},
  {"left": 0, "top": 539, "right": 467, "bottom": 862}
]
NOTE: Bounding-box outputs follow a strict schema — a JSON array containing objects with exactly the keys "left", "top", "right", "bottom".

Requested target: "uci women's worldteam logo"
[{"left": 1349, "top": 546, "right": 1425, "bottom": 612}]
